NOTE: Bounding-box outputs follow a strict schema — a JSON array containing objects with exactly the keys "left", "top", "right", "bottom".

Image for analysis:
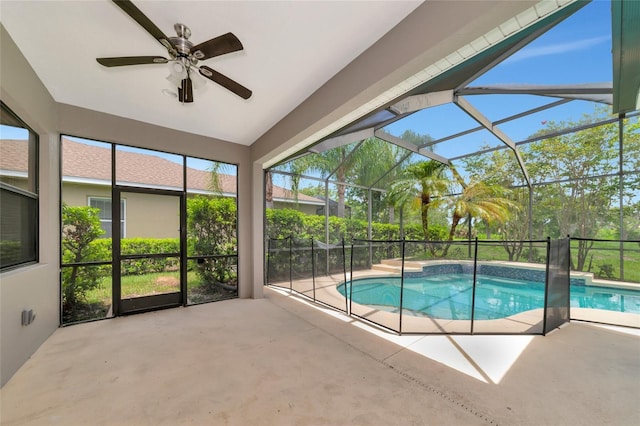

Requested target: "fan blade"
[
  {"left": 199, "top": 66, "right": 252, "bottom": 99},
  {"left": 113, "top": 0, "right": 170, "bottom": 47},
  {"left": 191, "top": 33, "right": 243, "bottom": 60},
  {"left": 97, "top": 56, "right": 168, "bottom": 67},
  {"left": 178, "top": 78, "right": 194, "bottom": 103}
]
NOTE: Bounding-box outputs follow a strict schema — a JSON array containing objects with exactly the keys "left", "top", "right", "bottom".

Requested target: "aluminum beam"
[
  {"left": 309, "top": 127, "right": 373, "bottom": 154},
  {"left": 455, "top": 95, "right": 531, "bottom": 187},
  {"left": 389, "top": 90, "right": 454, "bottom": 115},
  {"left": 458, "top": 83, "right": 612, "bottom": 96},
  {"left": 375, "top": 130, "right": 450, "bottom": 165}
]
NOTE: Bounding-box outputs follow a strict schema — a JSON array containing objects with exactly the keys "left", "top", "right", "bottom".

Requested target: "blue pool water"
[{"left": 337, "top": 274, "right": 640, "bottom": 320}]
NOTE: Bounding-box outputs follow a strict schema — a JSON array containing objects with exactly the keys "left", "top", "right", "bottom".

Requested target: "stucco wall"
[
  {"left": 272, "top": 201, "right": 320, "bottom": 216},
  {"left": 63, "top": 183, "right": 180, "bottom": 239},
  {"left": 1, "top": 25, "right": 60, "bottom": 387}
]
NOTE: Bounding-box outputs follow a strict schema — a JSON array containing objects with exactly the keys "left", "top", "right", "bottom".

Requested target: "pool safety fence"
[{"left": 266, "top": 237, "right": 584, "bottom": 335}]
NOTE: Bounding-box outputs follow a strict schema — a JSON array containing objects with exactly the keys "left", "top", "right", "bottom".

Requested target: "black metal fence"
[{"left": 266, "top": 237, "right": 639, "bottom": 334}]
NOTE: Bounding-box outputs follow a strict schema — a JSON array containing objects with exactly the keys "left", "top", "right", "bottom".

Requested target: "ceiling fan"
[{"left": 96, "top": 0, "right": 252, "bottom": 103}]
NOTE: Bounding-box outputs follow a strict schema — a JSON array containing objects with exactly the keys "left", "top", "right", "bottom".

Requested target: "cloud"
[{"left": 504, "top": 35, "right": 610, "bottom": 64}]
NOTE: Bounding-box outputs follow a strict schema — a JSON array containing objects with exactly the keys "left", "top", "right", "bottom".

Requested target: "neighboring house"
[
  {"left": 1, "top": 138, "right": 325, "bottom": 239},
  {"left": 313, "top": 196, "right": 352, "bottom": 218}
]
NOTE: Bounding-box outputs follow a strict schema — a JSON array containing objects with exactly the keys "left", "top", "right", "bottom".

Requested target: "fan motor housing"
[{"left": 169, "top": 37, "right": 193, "bottom": 55}]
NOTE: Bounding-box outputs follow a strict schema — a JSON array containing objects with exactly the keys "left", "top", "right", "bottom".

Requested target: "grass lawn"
[{"left": 85, "top": 271, "right": 205, "bottom": 306}]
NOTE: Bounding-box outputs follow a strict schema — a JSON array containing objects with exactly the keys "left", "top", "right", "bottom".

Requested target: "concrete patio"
[{"left": 1, "top": 286, "right": 639, "bottom": 425}]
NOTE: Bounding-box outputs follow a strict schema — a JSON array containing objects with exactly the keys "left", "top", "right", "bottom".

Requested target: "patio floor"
[{"left": 1, "top": 286, "right": 639, "bottom": 425}]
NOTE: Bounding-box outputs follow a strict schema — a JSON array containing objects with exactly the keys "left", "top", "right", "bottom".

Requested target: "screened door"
[{"left": 114, "top": 187, "right": 185, "bottom": 315}]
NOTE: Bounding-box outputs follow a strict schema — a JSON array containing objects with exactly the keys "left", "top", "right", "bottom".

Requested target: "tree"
[
  {"left": 312, "top": 144, "right": 360, "bottom": 218},
  {"left": 388, "top": 158, "right": 518, "bottom": 256},
  {"left": 61, "top": 204, "right": 108, "bottom": 315},
  {"left": 525, "top": 111, "right": 620, "bottom": 270},
  {"left": 265, "top": 171, "right": 274, "bottom": 209},
  {"left": 388, "top": 160, "right": 450, "bottom": 254},
  {"left": 345, "top": 139, "right": 403, "bottom": 222},
  {"left": 461, "top": 147, "right": 531, "bottom": 260},
  {"left": 443, "top": 178, "right": 518, "bottom": 256}
]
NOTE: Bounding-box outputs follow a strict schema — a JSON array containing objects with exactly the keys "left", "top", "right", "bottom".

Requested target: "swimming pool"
[{"left": 338, "top": 273, "right": 640, "bottom": 320}]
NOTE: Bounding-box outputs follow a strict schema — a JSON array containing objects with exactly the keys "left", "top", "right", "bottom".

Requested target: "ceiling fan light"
[
  {"left": 172, "top": 61, "right": 184, "bottom": 73},
  {"left": 169, "top": 60, "right": 188, "bottom": 80}
]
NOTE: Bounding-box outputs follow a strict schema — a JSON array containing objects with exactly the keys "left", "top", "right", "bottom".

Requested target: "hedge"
[
  {"left": 265, "top": 208, "right": 439, "bottom": 243},
  {"left": 265, "top": 208, "right": 450, "bottom": 281},
  {"left": 89, "top": 238, "right": 180, "bottom": 275}
]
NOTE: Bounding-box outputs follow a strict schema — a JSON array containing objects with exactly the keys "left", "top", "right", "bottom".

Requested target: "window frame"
[{"left": 0, "top": 101, "right": 39, "bottom": 271}]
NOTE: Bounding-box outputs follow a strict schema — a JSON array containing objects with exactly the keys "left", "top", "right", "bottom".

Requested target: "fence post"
[
  {"left": 266, "top": 238, "right": 271, "bottom": 285},
  {"left": 311, "top": 238, "right": 316, "bottom": 301},
  {"left": 342, "top": 238, "right": 348, "bottom": 314},
  {"left": 399, "top": 239, "right": 405, "bottom": 335},
  {"left": 289, "top": 236, "right": 292, "bottom": 291},
  {"left": 470, "top": 237, "right": 478, "bottom": 334},
  {"left": 542, "top": 237, "right": 551, "bottom": 335},
  {"left": 349, "top": 240, "right": 354, "bottom": 316}
]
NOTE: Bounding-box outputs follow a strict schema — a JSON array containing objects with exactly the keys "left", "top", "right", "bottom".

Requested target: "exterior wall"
[
  {"left": 63, "top": 183, "right": 317, "bottom": 239},
  {"left": 1, "top": 25, "right": 60, "bottom": 387},
  {"left": 63, "top": 183, "right": 180, "bottom": 239},
  {"left": 63, "top": 182, "right": 110, "bottom": 206},
  {"left": 120, "top": 191, "right": 180, "bottom": 239},
  {"left": 272, "top": 201, "right": 320, "bottom": 216}
]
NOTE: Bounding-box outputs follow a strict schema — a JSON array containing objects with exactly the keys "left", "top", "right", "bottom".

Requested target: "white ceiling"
[{"left": 0, "top": 0, "right": 422, "bottom": 145}]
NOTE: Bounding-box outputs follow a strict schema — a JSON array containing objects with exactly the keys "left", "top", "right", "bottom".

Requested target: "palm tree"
[
  {"left": 265, "top": 171, "right": 274, "bottom": 209},
  {"left": 446, "top": 180, "right": 518, "bottom": 241},
  {"left": 316, "top": 145, "right": 356, "bottom": 217},
  {"left": 388, "top": 160, "right": 450, "bottom": 241},
  {"left": 281, "top": 138, "right": 387, "bottom": 218},
  {"left": 348, "top": 138, "right": 409, "bottom": 223},
  {"left": 389, "top": 160, "right": 519, "bottom": 257}
]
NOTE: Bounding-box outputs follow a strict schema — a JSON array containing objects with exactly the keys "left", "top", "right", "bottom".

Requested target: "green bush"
[
  {"left": 87, "top": 238, "right": 180, "bottom": 275},
  {"left": 266, "top": 208, "right": 447, "bottom": 244},
  {"left": 265, "top": 208, "right": 305, "bottom": 239},
  {"left": 266, "top": 209, "right": 452, "bottom": 277},
  {"left": 188, "top": 196, "right": 237, "bottom": 285},
  {"left": 61, "top": 205, "right": 110, "bottom": 314},
  {"left": 122, "top": 238, "right": 180, "bottom": 275}
]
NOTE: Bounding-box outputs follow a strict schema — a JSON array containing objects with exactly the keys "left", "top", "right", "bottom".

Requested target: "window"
[
  {"left": 0, "top": 101, "right": 38, "bottom": 270},
  {"left": 88, "top": 197, "right": 125, "bottom": 238}
]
